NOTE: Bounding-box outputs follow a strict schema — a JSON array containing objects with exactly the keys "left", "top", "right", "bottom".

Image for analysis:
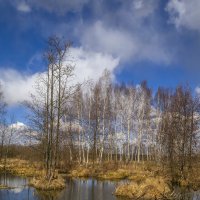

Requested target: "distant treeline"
[{"left": 0, "top": 36, "right": 199, "bottom": 182}]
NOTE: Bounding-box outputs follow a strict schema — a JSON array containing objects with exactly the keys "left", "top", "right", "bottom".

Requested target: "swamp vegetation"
[{"left": 0, "top": 37, "right": 200, "bottom": 199}]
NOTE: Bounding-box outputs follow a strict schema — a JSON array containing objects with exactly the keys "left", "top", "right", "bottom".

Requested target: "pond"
[
  {"left": 0, "top": 173, "right": 124, "bottom": 200},
  {"left": 0, "top": 174, "right": 199, "bottom": 200}
]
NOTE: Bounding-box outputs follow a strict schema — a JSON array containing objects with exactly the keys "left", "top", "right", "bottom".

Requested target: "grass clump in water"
[
  {"left": 128, "top": 174, "right": 146, "bottom": 183},
  {"left": 98, "top": 169, "right": 131, "bottom": 180},
  {"left": 70, "top": 167, "right": 90, "bottom": 177},
  {"left": 0, "top": 159, "right": 43, "bottom": 177},
  {"left": 115, "top": 176, "right": 171, "bottom": 199},
  {"left": 29, "top": 176, "right": 65, "bottom": 191}
]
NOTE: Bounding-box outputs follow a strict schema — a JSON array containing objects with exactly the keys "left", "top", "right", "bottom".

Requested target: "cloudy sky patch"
[{"left": 0, "top": 0, "right": 200, "bottom": 121}]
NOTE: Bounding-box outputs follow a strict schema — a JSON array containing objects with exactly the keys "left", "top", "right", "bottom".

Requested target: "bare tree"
[
  {"left": 25, "top": 36, "right": 76, "bottom": 180},
  {"left": 0, "top": 83, "right": 7, "bottom": 161}
]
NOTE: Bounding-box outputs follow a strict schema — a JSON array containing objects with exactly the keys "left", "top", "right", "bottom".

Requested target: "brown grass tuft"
[
  {"left": 0, "top": 159, "right": 43, "bottom": 177},
  {"left": 29, "top": 176, "right": 65, "bottom": 191},
  {"left": 70, "top": 167, "right": 90, "bottom": 177},
  {"left": 115, "top": 176, "right": 171, "bottom": 199},
  {"left": 98, "top": 169, "right": 131, "bottom": 180}
]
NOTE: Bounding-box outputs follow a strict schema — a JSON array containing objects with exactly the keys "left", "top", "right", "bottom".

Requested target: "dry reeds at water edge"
[
  {"left": 29, "top": 176, "right": 65, "bottom": 191},
  {"left": 115, "top": 176, "right": 171, "bottom": 199}
]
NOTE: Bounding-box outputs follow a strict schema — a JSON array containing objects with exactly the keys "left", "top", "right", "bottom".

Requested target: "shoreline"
[{"left": 0, "top": 159, "right": 199, "bottom": 197}]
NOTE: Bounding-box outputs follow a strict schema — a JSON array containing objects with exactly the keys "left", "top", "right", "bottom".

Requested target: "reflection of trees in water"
[
  {"left": 171, "top": 186, "right": 200, "bottom": 200},
  {"left": 1, "top": 175, "right": 198, "bottom": 200},
  {"left": 195, "top": 193, "right": 200, "bottom": 199},
  {"left": 1, "top": 172, "right": 7, "bottom": 186},
  {"left": 34, "top": 189, "right": 64, "bottom": 200},
  {"left": 0, "top": 172, "right": 28, "bottom": 188}
]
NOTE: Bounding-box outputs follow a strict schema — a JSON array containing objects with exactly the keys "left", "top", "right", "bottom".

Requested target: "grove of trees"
[{"left": 0, "top": 37, "right": 200, "bottom": 183}]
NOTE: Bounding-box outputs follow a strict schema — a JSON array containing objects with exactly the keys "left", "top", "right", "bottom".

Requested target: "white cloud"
[
  {"left": 195, "top": 86, "right": 200, "bottom": 95},
  {"left": 0, "top": 69, "right": 39, "bottom": 106},
  {"left": 81, "top": 21, "right": 137, "bottom": 60},
  {"left": 17, "top": 2, "right": 31, "bottom": 12},
  {"left": 133, "top": 0, "right": 143, "bottom": 10},
  {"left": 81, "top": 20, "right": 171, "bottom": 64},
  {"left": 71, "top": 47, "right": 119, "bottom": 82},
  {"left": 28, "top": 0, "right": 88, "bottom": 15},
  {"left": 130, "top": 0, "right": 158, "bottom": 19},
  {"left": 10, "top": 121, "right": 26, "bottom": 129},
  {"left": 0, "top": 48, "right": 119, "bottom": 106},
  {"left": 5, "top": 0, "right": 171, "bottom": 66},
  {"left": 5, "top": 0, "right": 89, "bottom": 15},
  {"left": 166, "top": 0, "right": 200, "bottom": 31}
]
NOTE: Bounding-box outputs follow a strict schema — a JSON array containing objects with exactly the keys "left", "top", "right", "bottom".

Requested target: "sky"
[{"left": 0, "top": 0, "right": 200, "bottom": 123}]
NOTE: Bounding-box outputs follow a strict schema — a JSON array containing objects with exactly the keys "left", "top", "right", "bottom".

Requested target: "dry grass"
[
  {"left": 69, "top": 165, "right": 131, "bottom": 180},
  {"left": 98, "top": 169, "right": 131, "bottom": 180},
  {"left": 179, "top": 165, "right": 200, "bottom": 190},
  {"left": 115, "top": 182, "right": 139, "bottom": 199},
  {"left": 2, "top": 158, "right": 200, "bottom": 193},
  {"left": 115, "top": 176, "right": 171, "bottom": 199},
  {"left": 69, "top": 161, "right": 162, "bottom": 181},
  {"left": 29, "top": 176, "right": 65, "bottom": 191},
  {"left": 128, "top": 167, "right": 152, "bottom": 183},
  {"left": 0, "top": 159, "right": 65, "bottom": 191},
  {"left": 69, "top": 164, "right": 104, "bottom": 178},
  {"left": 70, "top": 167, "right": 90, "bottom": 177},
  {"left": 128, "top": 174, "right": 147, "bottom": 183},
  {"left": 0, "top": 159, "right": 43, "bottom": 177}
]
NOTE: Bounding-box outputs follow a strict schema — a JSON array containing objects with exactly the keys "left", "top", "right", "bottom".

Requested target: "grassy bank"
[
  {"left": 0, "top": 159, "right": 43, "bottom": 177},
  {"left": 69, "top": 161, "right": 162, "bottom": 180},
  {"left": 0, "top": 159, "right": 65, "bottom": 191},
  {"left": 29, "top": 176, "right": 65, "bottom": 190},
  {"left": 69, "top": 162, "right": 174, "bottom": 199},
  {"left": 115, "top": 176, "right": 171, "bottom": 199},
  {"left": 1, "top": 159, "right": 200, "bottom": 194},
  {"left": 69, "top": 161, "right": 200, "bottom": 199},
  {"left": 69, "top": 161, "right": 200, "bottom": 189}
]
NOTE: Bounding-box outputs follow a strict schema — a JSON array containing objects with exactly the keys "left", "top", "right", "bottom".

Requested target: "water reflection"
[
  {"left": 60, "top": 178, "right": 119, "bottom": 200},
  {"left": 172, "top": 187, "right": 200, "bottom": 200},
  {"left": 0, "top": 173, "right": 28, "bottom": 188},
  {"left": 0, "top": 174, "right": 199, "bottom": 200},
  {"left": 0, "top": 174, "right": 118, "bottom": 200}
]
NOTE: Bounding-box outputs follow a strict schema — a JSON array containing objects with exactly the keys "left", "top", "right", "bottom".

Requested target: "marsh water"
[{"left": 0, "top": 174, "right": 199, "bottom": 200}]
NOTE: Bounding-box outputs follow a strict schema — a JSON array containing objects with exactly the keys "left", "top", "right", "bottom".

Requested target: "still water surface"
[
  {"left": 0, "top": 174, "right": 199, "bottom": 200},
  {"left": 0, "top": 174, "right": 121, "bottom": 200}
]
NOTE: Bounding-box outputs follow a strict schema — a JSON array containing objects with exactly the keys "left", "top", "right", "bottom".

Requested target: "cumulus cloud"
[
  {"left": 166, "top": 0, "right": 200, "bottom": 31},
  {"left": 32, "top": 0, "right": 89, "bottom": 14},
  {"left": 81, "top": 21, "right": 138, "bottom": 60},
  {"left": 71, "top": 47, "right": 119, "bottom": 82},
  {"left": 195, "top": 86, "right": 200, "bottom": 95},
  {"left": 0, "top": 48, "right": 119, "bottom": 106},
  {"left": 81, "top": 20, "right": 171, "bottom": 64},
  {"left": 2, "top": 0, "right": 200, "bottom": 88},
  {"left": 0, "top": 69, "right": 39, "bottom": 106},
  {"left": 17, "top": 2, "right": 31, "bottom": 12},
  {"left": 1, "top": 0, "right": 172, "bottom": 66},
  {"left": 130, "top": 0, "right": 158, "bottom": 19}
]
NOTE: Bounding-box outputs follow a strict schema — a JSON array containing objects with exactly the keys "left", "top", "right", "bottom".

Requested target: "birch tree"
[{"left": 26, "top": 36, "right": 76, "bottom": 180}]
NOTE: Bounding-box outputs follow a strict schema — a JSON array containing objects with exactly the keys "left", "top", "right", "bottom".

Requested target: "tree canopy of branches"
[
  {"left": 25, "top": 36, "right": 76, "bottom": 180},
  {"left": 22, "top": 37, "right": 200, "bottom": 183}
]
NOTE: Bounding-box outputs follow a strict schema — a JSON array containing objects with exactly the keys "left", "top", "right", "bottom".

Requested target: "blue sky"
[{"left": 0, "top": 0, "right": 200, "bottom": 123}]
